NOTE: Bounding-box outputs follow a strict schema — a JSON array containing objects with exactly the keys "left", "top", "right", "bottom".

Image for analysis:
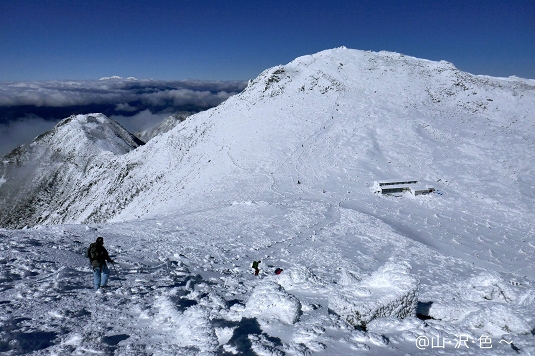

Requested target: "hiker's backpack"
[{"left": 87, "top": 243, "right": 99, "bottom": 262}]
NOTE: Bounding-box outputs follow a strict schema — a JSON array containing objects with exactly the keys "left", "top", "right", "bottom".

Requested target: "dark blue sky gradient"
[{"left": 1, "top": 0, "right": 534, "bottom": 80}]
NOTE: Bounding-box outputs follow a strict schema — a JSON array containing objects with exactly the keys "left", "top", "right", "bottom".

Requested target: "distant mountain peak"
[
  {"left": 99, "top": 76, "right": 123, "bottom": 80},
  {"left": 48, "top": 113, "right": 144, "bottom": 156},
  {"left": 0, "top": 113, "right": 144, "bottom": 227}
]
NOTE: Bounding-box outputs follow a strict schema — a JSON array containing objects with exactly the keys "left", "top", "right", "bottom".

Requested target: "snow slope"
[{"left": 0, "top": 47, "right": 534, "bottom": 355}]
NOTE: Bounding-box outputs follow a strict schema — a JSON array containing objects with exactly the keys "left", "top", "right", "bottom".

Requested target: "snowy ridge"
[
  {"left": 0, "top": 48, "right": 534, "bottom": 354},
  {"left": 0, "top": 114, "right": 143, "bottom": 227},
  {"left": 135, "top": 112, "right": 193, "bottom": 142}
]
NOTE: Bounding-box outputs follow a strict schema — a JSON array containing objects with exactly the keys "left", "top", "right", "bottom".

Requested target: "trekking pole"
[{"left": 111, "top": 263, "right": 124, "bottom": 288}]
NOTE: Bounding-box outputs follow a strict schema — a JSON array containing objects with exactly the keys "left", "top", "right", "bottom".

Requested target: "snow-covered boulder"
[
  {"left": 427, "top": 272, "right": 533, "bottom": 335},
  {"left": 329, "top": 262, "right": 419, "bottom": 328},
  {"left": 275, "top": 266, "right": 325, "bottom": 291},
  {"left": 338, "top": 269, "right": 361, "bottom": 286},
  {"left": 465, "top": 304, "right": 532, "bottom": 335},
  {"left": 460, "top": 272, "right": 518, "bottom": 303},
  {"left": 244, "top": 282, "right": 302, "bottom": 324},
  {"left": 152, "top": 297, "right": 219, "bottom": 353}
]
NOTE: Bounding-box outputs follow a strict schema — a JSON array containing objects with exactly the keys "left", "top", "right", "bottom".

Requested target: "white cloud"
[
  {"left": 0, "top": 79, "right": 246, "bottom": 109},
  {"left": 0, "top": 79, "right": 247, "bottom": 154},
  {"left": 0, "top": 116, "right": 57, "bottom": 157},
  {"left": 115, "top": 103, "right": 138, "bottom": 112}
]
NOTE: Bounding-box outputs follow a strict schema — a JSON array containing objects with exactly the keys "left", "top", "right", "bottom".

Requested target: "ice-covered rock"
[
  {"left": 338, "top": 269, "right": 361, "bottom": 286},
  {"left": 244, "top": 282, "right": 302, "bottom": 324},
  {"left": 518, "top": 290, "right": 535, "bottom": 307},
  {"left": 427, "top": 272, "right": 534, "bottom": 335},
  {"left": 152, "top": 297, "right": 219, "bottom": 353},
  {"left": 462, "top": 272, "right": 518, "bottom": 303},
  {"left": 465, "top": 304, "right": 532, "bottom": 335},
  {"left": 329, "top": 262, "right": 419, "bottom": 328},
  {"left": 275, "top": 266, "right": 325, "bottom": 291}
]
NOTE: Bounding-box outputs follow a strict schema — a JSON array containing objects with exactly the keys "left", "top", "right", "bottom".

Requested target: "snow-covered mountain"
[
  {"left": 0, "top": 48, "right": 534, "bottom": 355},
  {"left": 0, "top": 114, "right": 143, "bottom": 227},
  {"left": 2, "top": 48, "right": 533, "bottom": 233},
  {"left": 135, "top": 112, "right": 193, "bottom": 142}
]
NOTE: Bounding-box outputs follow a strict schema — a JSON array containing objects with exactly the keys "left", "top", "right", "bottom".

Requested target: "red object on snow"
[{"left": 275, "top": 268, "right": 283, "bottom": 275}]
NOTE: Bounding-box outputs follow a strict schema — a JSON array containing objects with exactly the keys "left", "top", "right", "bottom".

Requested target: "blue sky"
[{"left": 1, "top": 0, "right": 534, "bottom": 81}]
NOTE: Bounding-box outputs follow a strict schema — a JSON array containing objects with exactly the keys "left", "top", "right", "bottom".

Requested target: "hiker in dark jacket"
[
  {"left": 252, "top": 260, "right": 261, "bottom": 276},
  {"left": 88, "top": 237, "right": 114, "bottom": 290}
]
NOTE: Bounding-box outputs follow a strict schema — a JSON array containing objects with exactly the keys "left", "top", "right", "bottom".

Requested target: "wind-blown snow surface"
[{"left": 0, "top": 48, "right": 534, "bottom": 354}]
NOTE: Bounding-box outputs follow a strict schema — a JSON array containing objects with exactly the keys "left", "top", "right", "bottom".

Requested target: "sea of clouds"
[{"left": 0, "top": 78, "right": 247, "bottom": 156}]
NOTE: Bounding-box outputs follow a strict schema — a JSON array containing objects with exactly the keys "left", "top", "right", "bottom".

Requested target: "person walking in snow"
[
  {"left": 252, "top": 260, "right": 261, "bottom": 276},
  {"left": 87, "top": 236, "right": 115, "bottom": 290}
]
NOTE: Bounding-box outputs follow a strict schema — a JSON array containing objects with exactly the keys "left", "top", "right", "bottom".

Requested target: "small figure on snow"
[
  {"left": 274, "top": 268, "right": 283, "bottom": 275},
  {"left": 87, "top": 237, "right": 115, "bottom": 290},
  {"left": 252, "top": 260, "right": 261, "bottom": 276}
]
